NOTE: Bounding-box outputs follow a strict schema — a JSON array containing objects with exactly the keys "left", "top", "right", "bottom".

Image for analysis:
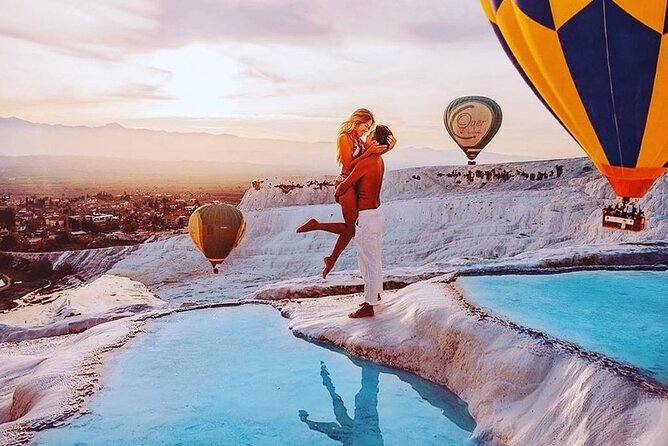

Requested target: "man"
[{"left": 334, "top": 130, "right": 390, "bottom": 318}]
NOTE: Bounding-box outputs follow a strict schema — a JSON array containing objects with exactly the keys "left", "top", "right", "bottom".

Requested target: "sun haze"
[{"left": 0, "top": 0, "right": 582, "bottom": 161}]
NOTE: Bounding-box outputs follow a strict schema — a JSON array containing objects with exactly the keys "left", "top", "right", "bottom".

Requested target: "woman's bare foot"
[
  {"left": 322, "top": 256, "right": 335, "bottom": 279},
  {"left": 296, "top": 218, "right": 318, "bottom": 233}
]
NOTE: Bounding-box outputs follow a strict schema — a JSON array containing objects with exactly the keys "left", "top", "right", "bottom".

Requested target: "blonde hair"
[{"left": 336, "top": 108, "right": 374, "bottom": 164}]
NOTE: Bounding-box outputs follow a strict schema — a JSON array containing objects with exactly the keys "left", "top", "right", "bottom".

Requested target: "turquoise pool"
[
  {"left": 457, "top": 270, "right": 668, "bottom": 384},
  {"left": 36, "top": 306, "right": 476, "bottom": 445}
]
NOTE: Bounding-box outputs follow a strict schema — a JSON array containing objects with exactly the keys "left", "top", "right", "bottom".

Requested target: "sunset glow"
[{"left": 0, "top": 0, "right": 583, "bottom": 158}]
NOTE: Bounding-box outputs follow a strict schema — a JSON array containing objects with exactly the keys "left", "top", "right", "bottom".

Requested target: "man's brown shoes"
[{"left": 348, "top": 302, "right": 374, "bottom": 318}]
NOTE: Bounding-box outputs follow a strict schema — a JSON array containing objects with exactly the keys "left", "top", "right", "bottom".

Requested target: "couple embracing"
[{"left": 297, "top": 108, "right": 396, "bottom": 318}]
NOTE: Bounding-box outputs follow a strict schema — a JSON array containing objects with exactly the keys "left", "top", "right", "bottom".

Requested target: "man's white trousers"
[{"left": 353, "top": 206, "right": 385, "bottom": 305}]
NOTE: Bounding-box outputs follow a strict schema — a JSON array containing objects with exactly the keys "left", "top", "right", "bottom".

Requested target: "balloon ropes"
[
  {"left": 479, "top": 1, "right": 668, "bottom": 216},
  {"left": 444, "top": 96, "right": 503, "bottom": 165},
  {"left": 188, "top": 202, "right": 246, "bottom": 273}
]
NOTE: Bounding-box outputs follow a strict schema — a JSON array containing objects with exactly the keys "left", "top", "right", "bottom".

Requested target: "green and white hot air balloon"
[
  {"left": 444, "top": 96, "right": 503, "bottom": 165},
  {"left": 188, "top": 202, "right": 246, "bottom": 274}
]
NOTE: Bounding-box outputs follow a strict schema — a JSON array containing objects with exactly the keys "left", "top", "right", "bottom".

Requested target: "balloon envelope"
[
  {"left": 188, "top": 203, "right": 246, "bottom": 267},
  {"left": 480, "top": 0, "right": 668, "bottom": 198},
  {"left": 444, "top": 96, "right": 502, "bottom": 162}
]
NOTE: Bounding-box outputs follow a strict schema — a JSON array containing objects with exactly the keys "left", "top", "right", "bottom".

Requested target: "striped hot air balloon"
[
  {"left": 480, "top": 0, "right": 668, "bottom": 200},
  {"left": 444, "top": 96, "right": 503, "bottom": 165},
  {"left": 188, "top": 202, "right": 246, "bottom": 274}
]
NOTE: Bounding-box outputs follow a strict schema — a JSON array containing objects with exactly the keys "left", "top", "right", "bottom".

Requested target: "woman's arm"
[
  {"left": 347, "top": 147, "right": 374, "bottom": 170},
  {"left": 344, "top": 140, "right": 386, "bottom": 174}
]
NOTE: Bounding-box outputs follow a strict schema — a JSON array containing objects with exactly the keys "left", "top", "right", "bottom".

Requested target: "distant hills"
[{"left": 0, "top": 117, "right": 544, "bottom": 195}]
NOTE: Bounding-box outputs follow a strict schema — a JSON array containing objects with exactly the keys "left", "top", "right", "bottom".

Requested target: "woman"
[{"left": 296, "top": 108, "right": 396, "bottom": 279}]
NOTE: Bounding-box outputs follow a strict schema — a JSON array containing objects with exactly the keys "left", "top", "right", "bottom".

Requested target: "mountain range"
[{"left": 0, "top": 117, "right": 544, "bottom": 194}]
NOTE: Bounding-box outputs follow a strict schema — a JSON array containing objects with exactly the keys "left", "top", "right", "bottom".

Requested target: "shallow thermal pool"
[
  {"left": 457, "top": 270, "right": 668, "bottom": 384},
  {"left": 37, "top": 305, "right": 476, "bottom": 445}
]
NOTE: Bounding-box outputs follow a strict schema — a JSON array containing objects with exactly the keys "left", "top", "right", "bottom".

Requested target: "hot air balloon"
[
  {"left": 480, "top": 0, "right": 668, "bottom": 229},
  {"left": 444, "top": 96, "right": 503, "bottom": 165},
  {"left": 188, "top": 202, "right": 246, "bottom": 273}
]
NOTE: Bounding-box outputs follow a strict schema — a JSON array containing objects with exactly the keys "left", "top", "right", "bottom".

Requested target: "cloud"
[
  {"left": 0, "top": 0, "right": 157, "bottom": 60},
  {"left": 107, "top": 83, "right": 172, "bottom": 101},
  {"left": 0, "top": 0, "right": 491, "bottom": 59},
  {"left": 237, "top": 57, "right": 291, "bottom": 85},
  {"left": 408, "top": 20, "right": 491, "bottom": 44},
  {"left": 152, "top": 0, "right": 492, "bottom": 47},
  {"left": 0, "top": 0, "right": 582, "bottom": 159},
  {"left": 155, "top": 0, "right": 334, "bottom": 45}
]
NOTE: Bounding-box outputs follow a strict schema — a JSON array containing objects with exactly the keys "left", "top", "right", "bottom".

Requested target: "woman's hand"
[
  {"left": 386, "top": 135, "right": 397, "bottom": 151},
  {"left": 366, "top": 139, "right": 388, "bottom": 155},
  {"left": 364, "top": 134, "right": 375, "bottom": 149}
]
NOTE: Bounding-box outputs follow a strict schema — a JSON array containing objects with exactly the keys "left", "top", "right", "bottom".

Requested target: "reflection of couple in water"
[
  {"left": 297, "top": 108, "right": 396, "bottom": 318},
  {"left": 298, "top": 362, "right": 383, "bottom": 446},
  {"left": 298, "top": 360, "right": 476, "bottom": 445}
]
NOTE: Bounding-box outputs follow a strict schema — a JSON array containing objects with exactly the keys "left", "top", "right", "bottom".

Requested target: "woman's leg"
[
  {"left": 296, "top": 189, "right": 357, "bottom": 236},
  {"left": 296, "top": 219, "right": 348, "bottom": 235},
  {"left": 322, "top": 188, "right": 357, "bottom": 278}
]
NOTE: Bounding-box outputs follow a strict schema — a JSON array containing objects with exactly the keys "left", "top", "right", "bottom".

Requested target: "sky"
[{"left": 0, "top": 0, "right": 583, "bottom": 159}]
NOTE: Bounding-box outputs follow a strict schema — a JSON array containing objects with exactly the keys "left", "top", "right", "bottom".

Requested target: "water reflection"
[
  {"left": 35, "top": 307, "right": 477, "bottom": 445},
  {"left": 299, "top": 362, "right": 383, "bottom": 445},
  {"left": 299, "top": 357, "right": 475, "bottom": 445}
]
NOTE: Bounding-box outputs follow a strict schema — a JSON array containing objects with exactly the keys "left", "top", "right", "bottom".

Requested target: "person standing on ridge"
[{"left": 335, "top": 126, "right": 392, "bottom": 318}]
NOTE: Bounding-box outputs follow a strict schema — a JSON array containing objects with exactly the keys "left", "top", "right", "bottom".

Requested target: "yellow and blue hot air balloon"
[
  {"left": 188, "top": 202, "right": 246, "bottom": 274},
  {"left": 444, "top": 96, "right": 503, "bottom": 165},
  {"left": 480, "top": 0, "right": 668, "bottom": 200}
]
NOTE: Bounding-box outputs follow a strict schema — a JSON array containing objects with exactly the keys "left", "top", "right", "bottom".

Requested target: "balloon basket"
[
  {"left": 601, "top": 199, "right": 645, "bottom": 231},
  {"left": 213, "top": 267, "right": 219, "bottom": 274},
  {"left": 467, "top": 161, "right": 476, "bottom": 166}
]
